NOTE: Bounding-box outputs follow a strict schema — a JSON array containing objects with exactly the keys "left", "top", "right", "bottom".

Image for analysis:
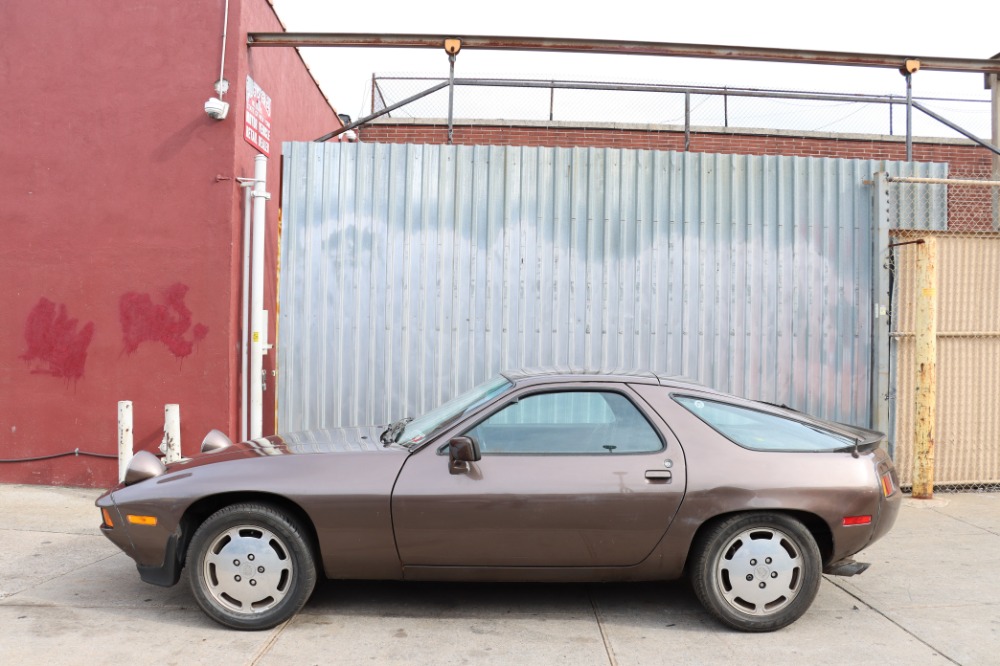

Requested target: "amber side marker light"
[
  {"left": 126, "top": 514, "right": 158, "bottom": 526},
  {"left": 843, "top": 515, "right": 873, "bottom": 526},
  {"left": 101, "top": 508, "right": 115, "bottom": 528},
  {"left": 880, "top": 471, "right": 896, "bottom": 497}
]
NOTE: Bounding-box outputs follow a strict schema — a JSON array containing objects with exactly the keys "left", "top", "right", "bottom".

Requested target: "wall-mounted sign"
[{"left": 244, "top": 75, "right": 272, "bottom": 156}]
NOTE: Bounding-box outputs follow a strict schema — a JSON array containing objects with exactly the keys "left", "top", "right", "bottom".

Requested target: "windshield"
[{"left": 396, "top": 375, "right": 513, "bottom": 447}]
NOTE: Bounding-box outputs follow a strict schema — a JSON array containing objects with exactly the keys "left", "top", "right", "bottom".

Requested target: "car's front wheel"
[
  {"left": 691, "top": 512, "right": 821, "bottom": 632},
  {"left": 187, "top": 502, "right": 317, "bottom": 630}
]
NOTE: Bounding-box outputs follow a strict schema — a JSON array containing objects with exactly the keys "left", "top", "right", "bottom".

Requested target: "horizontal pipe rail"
[
  {"left": 376, "top": 76, "right": 988, "bottom": 105},
  {"left": 247, "top": 33, "right": 1000, "bottom": 74},
  {"left": 886, "top": 176, "right": 1000, "bottom": 186},
  {"left": 453, "top": 78, "right": 904, "bottom": 104},
  {"left": 890, "top": 331, "right": 1000, "bottom": 337},
  {"left": 319, "top": 77, "right": 998, "bottom": 148}
]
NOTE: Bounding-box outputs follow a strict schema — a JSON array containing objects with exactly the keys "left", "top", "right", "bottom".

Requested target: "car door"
[{"left": 391, "top": 383, "right": 687, "bottom": 568}]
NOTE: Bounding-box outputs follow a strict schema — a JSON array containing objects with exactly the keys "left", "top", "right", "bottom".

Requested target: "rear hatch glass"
[{"left": 673, "top": 396, "right": 876, "bottom": 452}]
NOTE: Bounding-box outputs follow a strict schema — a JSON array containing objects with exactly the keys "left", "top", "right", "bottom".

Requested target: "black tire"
[
  {"left": 691, "top": 512, "right": 821, "bottom": 632},
  {"left": 187, "top": 502, "right": 317, "bottom": 630}
]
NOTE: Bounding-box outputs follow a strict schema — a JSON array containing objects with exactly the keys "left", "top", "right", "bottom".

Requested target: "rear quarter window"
[{"left": 673, "top": 396, "right": 854, "bottom": 452}]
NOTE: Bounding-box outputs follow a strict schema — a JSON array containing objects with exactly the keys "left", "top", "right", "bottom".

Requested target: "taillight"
[
  {"left": 843, "top": 515, "right": 872, "bottom": 526},
  {"left": 880, "top": 470, "right": 896, "bottom": 497}
]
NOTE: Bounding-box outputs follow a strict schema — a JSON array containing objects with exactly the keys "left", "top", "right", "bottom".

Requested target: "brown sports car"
[{"left": 97, "top": 369, "right": 900, "bottom": 632}]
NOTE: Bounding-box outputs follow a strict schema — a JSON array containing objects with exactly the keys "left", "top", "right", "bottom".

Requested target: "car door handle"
[{"left": 645, "top": 470, "right": 672, "bottom": 481}]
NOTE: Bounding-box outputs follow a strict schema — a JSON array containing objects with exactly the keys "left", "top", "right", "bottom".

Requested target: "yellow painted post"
[{"left": 912, "top": 237, "right": 938, "bottom": 499}]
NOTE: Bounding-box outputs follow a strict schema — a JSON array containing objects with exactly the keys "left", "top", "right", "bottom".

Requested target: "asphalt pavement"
[{"left": 1, "top": 483, "right": 998, "bottom": 665}]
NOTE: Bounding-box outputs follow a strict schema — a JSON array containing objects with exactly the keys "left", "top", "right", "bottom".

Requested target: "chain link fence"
[
  {"left": 367, "top": 74, "right": 992, "bottom": 140},
  {"left": 888, "top": 162, "right": 1000, "bottom": 493}
]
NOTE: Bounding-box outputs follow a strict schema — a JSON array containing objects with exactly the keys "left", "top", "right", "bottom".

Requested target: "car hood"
[
  {"left": 168, "top": 426, "right": 403, "bottom": 471},
  {"left": 259, "top": 426, "right": 391, "bottom": 454}
]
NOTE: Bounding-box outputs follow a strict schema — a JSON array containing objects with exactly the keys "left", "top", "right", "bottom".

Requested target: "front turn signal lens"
[
  {"left": 101, "top": 508, "right": 115, "bottom": 528},
  {"left": 126, "top": 514, "right": 158, "bottom": 526}
]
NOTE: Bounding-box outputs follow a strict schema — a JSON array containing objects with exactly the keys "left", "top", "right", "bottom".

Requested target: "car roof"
[{"left": 500, "top": 367, "right": 722, "bottom": 393}]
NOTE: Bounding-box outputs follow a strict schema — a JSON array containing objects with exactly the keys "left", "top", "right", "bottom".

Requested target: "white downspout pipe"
[
  {"left": 250, "top": 154, "right": 270, "bottom": 439},
  {"left": 239, "top": 182, "right": 253, "bottom": 442}
]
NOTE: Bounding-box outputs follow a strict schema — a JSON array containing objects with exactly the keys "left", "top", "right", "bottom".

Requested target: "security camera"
[{"left": 204, "top": 97, "right": 230, "bottom": 120}]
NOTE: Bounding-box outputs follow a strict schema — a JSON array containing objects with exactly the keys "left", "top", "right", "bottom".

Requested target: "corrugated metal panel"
[
  {"left": 278, "top": 142, "right": 946, "bottom": 432},
  {"left": 893, "top": 235, "right": 1000, "bottom": 486}
]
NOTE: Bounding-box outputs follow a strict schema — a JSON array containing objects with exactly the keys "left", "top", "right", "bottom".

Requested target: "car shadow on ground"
[{"left": 302, "top": 578, "right": 708, "bottom": 628}]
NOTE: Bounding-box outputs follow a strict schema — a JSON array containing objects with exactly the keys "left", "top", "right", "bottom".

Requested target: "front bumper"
[{"left": 96, "top": 489, "right": 183, "bottom": 587}]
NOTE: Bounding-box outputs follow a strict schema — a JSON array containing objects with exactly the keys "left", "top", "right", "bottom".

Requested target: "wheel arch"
[
  {"left": 178, "top": 492, "right": 321, "bottom": 572},
  {"left": 684, "top": 509, "right": 834, "bottom": 573}
]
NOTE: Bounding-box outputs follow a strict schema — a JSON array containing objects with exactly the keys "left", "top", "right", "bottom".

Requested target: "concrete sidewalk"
[{"left": 1, "top": 484, "right": 997, "bottom": 665}]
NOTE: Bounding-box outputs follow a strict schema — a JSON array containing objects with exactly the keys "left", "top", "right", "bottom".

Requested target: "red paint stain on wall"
[
  {"left": 21, "top": 298, "right": 95, "bottom": 380},
  {"left": 120, "top": 283, "right": 208, "bottom": 358}
]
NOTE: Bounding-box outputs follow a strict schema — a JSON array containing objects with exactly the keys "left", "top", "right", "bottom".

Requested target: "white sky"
[{"left": 269, "top": 0, "right": 996, "bottom": 122}]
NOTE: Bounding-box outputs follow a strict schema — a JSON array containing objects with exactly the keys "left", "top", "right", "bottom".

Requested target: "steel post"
[
  {"left": 448, "top": 53, "right": 456, "bottom": 145},
  {"left": 991, "top": 62, "right": 999, "bottom": 229},
  {"left": 912, "top": 237, "right": 938, "bottom": 499},
  {"left": 117, "top": 401, "right": 133, "bottom": 483},
  {"left": 684, "top": 92, "right": 691, "bottom": 151},
  {"left": 161, "top": 404, "right": 182, "bottom": 464},
  {"left": 870, "top": 173, "right": 892, "bottom": 442},
  {"left": 905, "top": 72, "right": 913, "bottom": 161}
]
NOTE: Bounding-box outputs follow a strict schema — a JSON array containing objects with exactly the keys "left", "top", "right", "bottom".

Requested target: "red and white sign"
[{"left": 244, "top": 76, "right": 272, "bottom": 156}]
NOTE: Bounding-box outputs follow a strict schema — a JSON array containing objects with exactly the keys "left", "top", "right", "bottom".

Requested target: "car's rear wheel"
[
  {"left": 691, "top": 512, "right": 821, "bottom": 632},
  {"left": 187, "top": 502, "right": 316, "bottom": 630}
]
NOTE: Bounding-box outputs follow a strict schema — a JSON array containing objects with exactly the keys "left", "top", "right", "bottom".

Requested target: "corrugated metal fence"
[{"left": 278, "top": 142, "right": 944, "bottom": 432}]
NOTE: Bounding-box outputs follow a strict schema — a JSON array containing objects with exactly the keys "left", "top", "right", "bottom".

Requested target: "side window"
[
  {"left": 466, "top": 391, "right": 662, "bottom": 455},
  {"left": 674, "top": 396, "right": 855, "bottom": 451}
]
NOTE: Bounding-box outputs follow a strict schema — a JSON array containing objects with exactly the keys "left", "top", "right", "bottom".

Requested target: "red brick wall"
[
  {"left": 0, "top": 0, "right": 339, "bottom": 487},
  {"left": 358, "top": 123, "right": 991, "bottom": 176}
]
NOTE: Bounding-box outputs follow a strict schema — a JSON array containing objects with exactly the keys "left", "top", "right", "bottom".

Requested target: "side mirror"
[{"left": 448, "top": 436, "right": 481, "bottom": 472}]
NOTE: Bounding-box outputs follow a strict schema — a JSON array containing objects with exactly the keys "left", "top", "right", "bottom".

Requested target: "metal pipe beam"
[
  {"left": 315, "top": 81, "right": 449, "bottom": 141},
  {"left": 247, "top": 33, "right": 1000, "bottom": 74},
  {"left": 912, "top": 100, "right": 1000, "bottom": 156}
]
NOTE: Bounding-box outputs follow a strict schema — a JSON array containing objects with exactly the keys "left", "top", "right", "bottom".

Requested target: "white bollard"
[
  {"left": 117, "top": 401, "right": 134, "bottom": 483},
  {"left": 161, "top": 404, "right": 182, "bottom": 463}
]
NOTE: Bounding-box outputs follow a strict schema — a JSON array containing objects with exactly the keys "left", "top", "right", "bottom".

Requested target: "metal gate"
[
  {"left": 887, "top": 174, "right": 1000, "bottom": 489},
  {"left": 277, "top": 142, "right": 943, "bottom": 432}
]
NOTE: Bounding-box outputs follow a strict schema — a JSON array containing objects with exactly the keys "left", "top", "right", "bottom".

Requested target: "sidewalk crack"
[{"left": 588, "top": 587, "right": 619, "bottom": 666}]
